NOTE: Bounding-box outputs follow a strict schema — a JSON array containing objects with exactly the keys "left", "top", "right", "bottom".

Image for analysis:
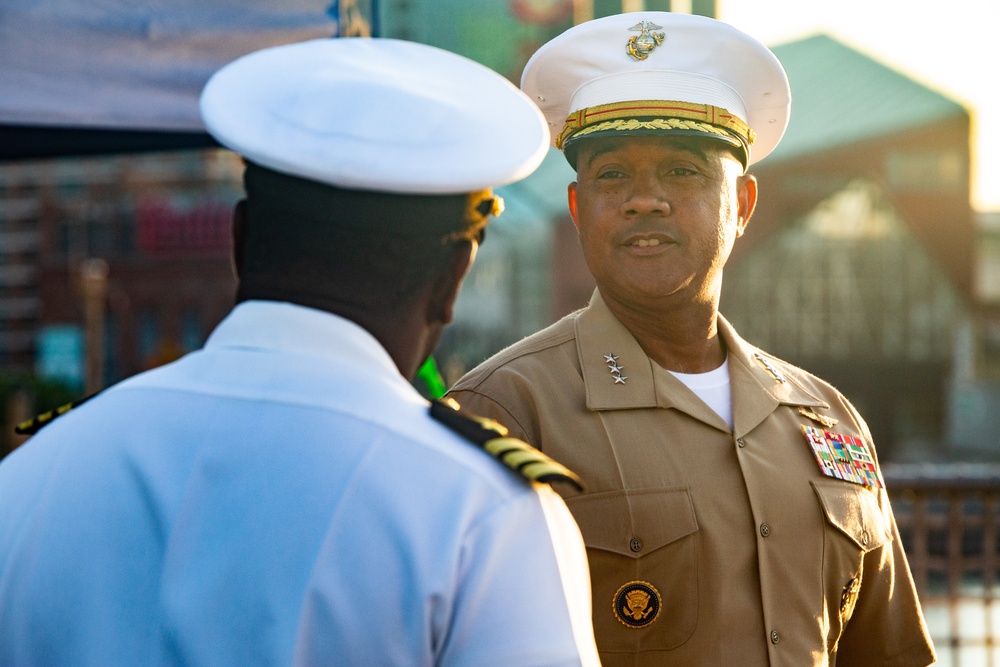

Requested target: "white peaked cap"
[
  {"left": 201, "top": 38, "right": 550, "bottom": 194},
  {"left": 521, "top": 12, "right": 791, "bottom": 166}
]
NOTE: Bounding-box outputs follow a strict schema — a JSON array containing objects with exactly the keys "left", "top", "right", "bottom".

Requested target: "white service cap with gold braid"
[
  {"left": 521, "top": 12, "right": 791, "bottom": 168},
  {"left": 201, "top": 38, "right": 549, "bottom": 195}
]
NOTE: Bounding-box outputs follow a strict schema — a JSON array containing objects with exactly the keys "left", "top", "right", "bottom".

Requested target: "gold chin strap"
[
  {"left": 442, "top": 189, "right": 504, "bottom": 244},
  {"left": 556, "top": 99, "right": 755, "bottom": 151}
]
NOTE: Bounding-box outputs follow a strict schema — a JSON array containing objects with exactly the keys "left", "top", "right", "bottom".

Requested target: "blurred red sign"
[{"left": 136, "top": 198, "right": 231, "bottom": 254}]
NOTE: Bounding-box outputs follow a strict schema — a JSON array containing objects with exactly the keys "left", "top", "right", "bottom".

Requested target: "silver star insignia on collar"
[{"left": 605, "top": 353, "right": 627, "bottom": 385}]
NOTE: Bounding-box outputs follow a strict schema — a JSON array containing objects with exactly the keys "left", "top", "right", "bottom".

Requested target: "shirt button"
[
  {"left": 737, "top": 437, "right": 746, "bottom": 448},
  {"left": 770, "top": 630, "right": 780, "bottom": 644},
  {"left": 630, "top": 538, "right": 643, "bottom": 552},
  {"left": 760, "top": 523, "right": 771, "bottom": 538},
  {"left": 862, "top": 531, "right": 870, "bottom": 546}
]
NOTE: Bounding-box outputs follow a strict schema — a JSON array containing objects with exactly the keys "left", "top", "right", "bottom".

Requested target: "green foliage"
[{"left": 414, "top": 355, "right": 448, "bottom": 400}]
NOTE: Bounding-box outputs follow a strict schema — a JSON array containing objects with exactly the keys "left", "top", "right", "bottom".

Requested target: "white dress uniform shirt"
[{"left": 0, "top": 301, "right": 598, "bottom": 666}]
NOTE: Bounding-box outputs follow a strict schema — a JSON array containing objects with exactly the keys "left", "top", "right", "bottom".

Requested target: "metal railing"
[{"left": 886, "top": 463, "right": 1000, "bottom": 667}]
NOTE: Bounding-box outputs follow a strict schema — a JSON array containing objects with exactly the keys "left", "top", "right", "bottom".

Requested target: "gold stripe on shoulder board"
[
  {"left": 15, "top": 393, "right": 100, "bottom": 436},
  {"left": 430, "top": 399, "right": 583, "bottom": 491},
  {"left": 483, "top": 437, "right": 583, "bottom": 491}
]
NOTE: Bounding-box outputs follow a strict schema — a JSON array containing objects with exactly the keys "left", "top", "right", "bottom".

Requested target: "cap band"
[
  {"left": 556, "top": 100, "right": 756, "bottom": 151},
  {"left": 244, "top": 162, "right": 493, "bottom": 241}
]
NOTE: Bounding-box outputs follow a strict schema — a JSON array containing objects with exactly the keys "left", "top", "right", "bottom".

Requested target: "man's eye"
[
  {"left": 597, "top": 169, "right": 626, "bottom": 179},
  {"left": 668, "top": 167, "right": 697, "bottom": 176}
]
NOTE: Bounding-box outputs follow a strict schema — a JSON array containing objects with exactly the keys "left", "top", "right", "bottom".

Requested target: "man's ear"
[
  {"left": 567, "top": 182, "right": 580, "bottom": 230},
  {"left": 232, "top": 199, "right": 247, "bottom": 279},
  {"left": 428, "top": 240, "right": 478, "bottom": 326},
  {"left": 736, "top": 174, "right": 758, "bottom": 238}
]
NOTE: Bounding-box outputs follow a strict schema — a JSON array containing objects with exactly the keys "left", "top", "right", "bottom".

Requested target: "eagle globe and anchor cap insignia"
[
  {"left": 626, "top": 20, "right": 665, "bottom": 61},
  {"left": 613, "top": 580, "right": 662, "bottom": 628}
]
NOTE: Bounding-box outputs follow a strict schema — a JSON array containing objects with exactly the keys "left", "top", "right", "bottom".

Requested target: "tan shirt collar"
[{"left": 576, "top": 289, "right": 827, "bottom": 435}]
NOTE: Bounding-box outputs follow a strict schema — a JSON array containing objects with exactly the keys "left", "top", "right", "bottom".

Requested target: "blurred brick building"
[{"left": 0, "top": 151, "right": 242, "bottom": 392}]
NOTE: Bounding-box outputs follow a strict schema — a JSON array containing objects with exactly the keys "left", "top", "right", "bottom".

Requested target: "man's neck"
[
  {"left": 236, "top": 287, "right": 434, "bottom": 382},
  {"left": 600, "top": 290, "right": 726, "bottom": 374}
]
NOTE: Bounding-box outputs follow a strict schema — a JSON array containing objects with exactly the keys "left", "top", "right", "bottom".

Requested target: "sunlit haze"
[{"left": 718, "top": 0, "right": 1000, "bottom": 211}]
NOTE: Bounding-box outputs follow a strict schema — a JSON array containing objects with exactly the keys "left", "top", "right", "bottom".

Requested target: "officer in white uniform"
[{"left": 0, "top": 39, "right": 600, "bottom": 666}]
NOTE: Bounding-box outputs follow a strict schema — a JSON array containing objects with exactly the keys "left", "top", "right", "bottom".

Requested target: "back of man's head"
[
  {"left": 199, "top": 37, "right": 549, "bottom": 318},
  {"left": 234, "top": 162, "right": 487, "bottom": 315}
]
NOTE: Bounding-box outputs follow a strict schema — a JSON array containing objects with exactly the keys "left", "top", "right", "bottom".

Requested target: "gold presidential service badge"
[{"left": 613, "top": 580, "right": 662, "bottom": 628}]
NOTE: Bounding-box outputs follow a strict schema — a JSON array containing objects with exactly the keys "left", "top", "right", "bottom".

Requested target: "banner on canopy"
[{"left": 0, "top": 0, "right": 377, "bottom": 157}]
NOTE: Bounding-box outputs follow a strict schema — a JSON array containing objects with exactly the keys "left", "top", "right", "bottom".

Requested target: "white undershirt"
[{"left": 667, "top": 358, "right": 734, "bottom": 429}]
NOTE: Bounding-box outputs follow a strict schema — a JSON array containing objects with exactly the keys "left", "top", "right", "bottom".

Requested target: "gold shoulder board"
[
  {"left": 430, "top": 398, "right": 583, "bottom": 491},
  {"left": 15, "top": 393, "right": 99, "bottom": 436}
]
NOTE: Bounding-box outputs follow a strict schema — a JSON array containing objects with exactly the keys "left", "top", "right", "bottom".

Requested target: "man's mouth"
[
  {"left": 623, "top": 231, "right": 676, "bottom": 248},
  {"left": 632, "top": 238, "right": 662, "bottom": 247}
]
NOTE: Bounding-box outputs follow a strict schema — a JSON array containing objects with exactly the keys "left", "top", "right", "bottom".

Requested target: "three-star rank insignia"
[
  {"left": 613, "top": 580, "right": 662, "bottom": 628},
  {"left": 430, "top": 398, "right": 583, "bottom": 491},
  {"left": 604, "top": 353, "right": 627, "bottom": 384},
  {"left": 626, "top": 20, "right": 665, "bottom": 61},
  {"left": 801, "top": 424, "right": 884, "bottom": 489}
]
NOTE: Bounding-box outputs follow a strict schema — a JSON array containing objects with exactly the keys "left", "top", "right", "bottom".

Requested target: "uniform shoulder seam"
[{"left": 454, "top": 312, "right": 579, "bottom": 389}]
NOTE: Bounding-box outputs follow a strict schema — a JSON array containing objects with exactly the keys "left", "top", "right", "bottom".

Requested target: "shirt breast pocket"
[
  {"left": 812, "top": 480, "right": 893, "bottom": 634},
  {"left": 566, "top": 487, "right": 699, "bottom": 650},
  {"left": 812, "top": 480, "right": 891, "bottom": 553}
]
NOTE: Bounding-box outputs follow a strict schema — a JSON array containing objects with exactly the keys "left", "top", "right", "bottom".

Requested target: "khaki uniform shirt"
[{"left": 449, "top": 291, "right": 935, "bottom": 667}]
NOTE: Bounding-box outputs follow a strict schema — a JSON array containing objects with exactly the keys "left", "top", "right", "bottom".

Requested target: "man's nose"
[{"left": 621, "top": 171, "right": 670, "bottom": 217}]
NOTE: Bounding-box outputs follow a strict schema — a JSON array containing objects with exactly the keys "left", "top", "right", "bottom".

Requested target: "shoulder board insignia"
[
  {"left": 15, "top": 393, "right": 99, "bottom": 436},
  {"left": 430, "top": 398, "right": 583, "bottom": 491}
]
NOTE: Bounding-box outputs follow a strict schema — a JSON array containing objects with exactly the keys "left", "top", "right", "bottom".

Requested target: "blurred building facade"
[
  {"left": 0, "top": 151, "right": 241, "bottom": 392},
  {"left": 2, "top": 1, "right": 997, "bottom": 464},
  {"left": 720, "top": 35, "right": 975, "bottom": 462}
]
